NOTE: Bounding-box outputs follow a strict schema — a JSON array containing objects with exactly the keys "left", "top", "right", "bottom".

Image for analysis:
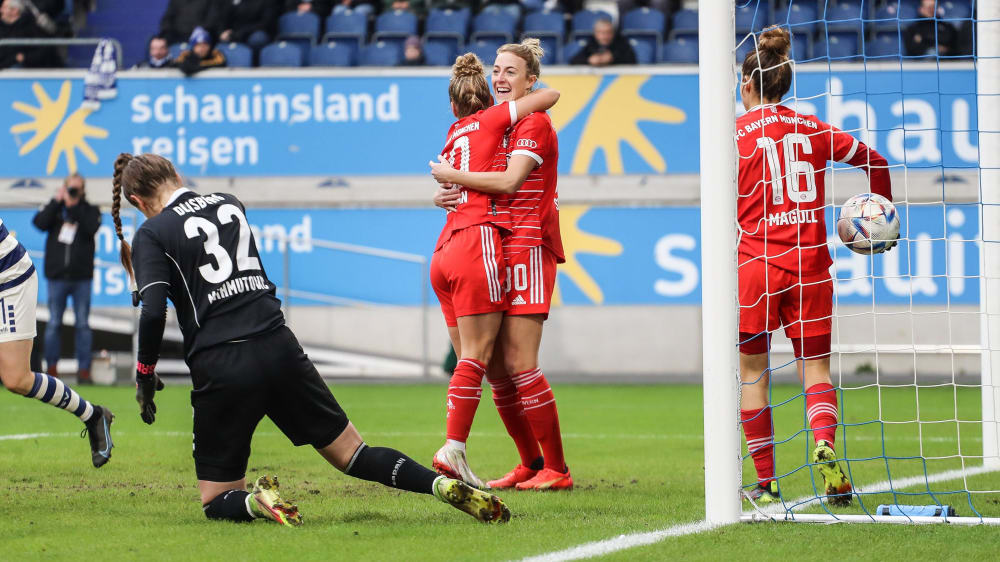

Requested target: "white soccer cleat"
[{"left": 432, "top": 443, "right": 488, "bottom": 490}]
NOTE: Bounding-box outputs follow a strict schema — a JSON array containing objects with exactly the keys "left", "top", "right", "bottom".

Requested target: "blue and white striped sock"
[{"left": 24, "top": 372, "right": 94, "bottom": 422}]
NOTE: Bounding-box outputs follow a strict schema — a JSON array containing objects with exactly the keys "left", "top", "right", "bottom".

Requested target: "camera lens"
[{"left": 67, "top": 187, "right": 80, "bottom": 197}]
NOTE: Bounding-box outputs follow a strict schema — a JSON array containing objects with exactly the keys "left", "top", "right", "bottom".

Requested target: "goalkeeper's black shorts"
[{"left": 188, "top": 325, "right": 350, "bottom": 482}]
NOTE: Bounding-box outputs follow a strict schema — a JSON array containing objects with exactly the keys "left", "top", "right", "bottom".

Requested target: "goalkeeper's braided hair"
[{"left": 742, "top": 26, "right": 793, "bottom": 102}]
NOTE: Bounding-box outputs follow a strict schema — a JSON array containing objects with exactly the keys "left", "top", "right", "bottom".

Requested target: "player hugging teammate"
[
  {"left": 112, "top": 152, "right": 511, "bottom": 526},
  {"left": 430, "top": 39, "right": 572, "bottom": 491},
  {"left": 736, "top": 27, "right": 896, "bottom": 506}
]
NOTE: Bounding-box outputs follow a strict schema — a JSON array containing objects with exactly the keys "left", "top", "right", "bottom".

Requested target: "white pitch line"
[{"left": 521, "top": 464, "right": 1000, "bottom": 562}]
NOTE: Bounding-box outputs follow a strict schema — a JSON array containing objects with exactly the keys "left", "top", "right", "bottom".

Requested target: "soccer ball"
[{"left": 837, "top": 193, "right": 900, "bottom": 255}]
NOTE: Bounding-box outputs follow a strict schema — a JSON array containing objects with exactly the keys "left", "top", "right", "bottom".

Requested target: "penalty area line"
[{"left": 520, "top": 464, "right": 1000, "bottom": 562}]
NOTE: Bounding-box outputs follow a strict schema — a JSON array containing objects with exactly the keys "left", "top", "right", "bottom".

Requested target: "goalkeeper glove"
[{"left": 136, "top": 362, "right": 165, "bottom": 425}]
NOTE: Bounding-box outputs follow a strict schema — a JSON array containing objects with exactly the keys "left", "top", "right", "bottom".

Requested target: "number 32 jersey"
[
  {"left": 131, "top": 188, "right": 284, "bottom": 359},
  {"left": 736, "top": 103, "right": 891, "bottom": 274}
]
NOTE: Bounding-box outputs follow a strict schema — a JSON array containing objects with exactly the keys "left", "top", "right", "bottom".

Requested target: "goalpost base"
[{"left": 743, "top": 513, "right": 1000, "bottom": 526}]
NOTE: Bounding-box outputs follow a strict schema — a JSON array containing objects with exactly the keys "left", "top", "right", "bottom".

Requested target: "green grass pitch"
[{"left": 1, "top": 383, "right": 998, "bottom": 560}]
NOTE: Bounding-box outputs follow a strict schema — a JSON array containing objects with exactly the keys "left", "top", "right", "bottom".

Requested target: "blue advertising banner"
[
  {"left": 0, "top": 67, "right": 979, "bottom": 178},
  {"left": 1, "top": 203, "right": 979, "bottom": 308}
]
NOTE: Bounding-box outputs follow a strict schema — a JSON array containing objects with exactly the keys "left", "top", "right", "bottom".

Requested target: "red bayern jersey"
[
  {"left": 736, "top": 103, "right": 891, "bottom": 274},
  {"left": 495, "top": 112, "right": 565, "bottom": 262},
  {"left": 435, "top": 100, "right": 519, "bottom": 250}
]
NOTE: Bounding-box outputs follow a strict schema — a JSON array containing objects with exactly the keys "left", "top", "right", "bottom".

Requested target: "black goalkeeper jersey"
[{"left": 131, "top": 189, "right": 284, "bottom": 360}]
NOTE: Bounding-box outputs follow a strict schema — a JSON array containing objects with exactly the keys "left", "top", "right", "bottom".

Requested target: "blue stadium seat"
[
  {"left": 629, "top": 38, "right": 654, "bottom": 64},
  {"left": 469, "top": 39, "right": 502, "bottom": 64},
  {"left": 168, "top": 42, "right": 186, "bottom": 59},
  {"left": 660, "top": 37, "right": 697, "bottom": 64},
  {"left": 736, "top": 34, "right": 755, "bottom": 63},
  {"left": 789, "top": 31, "right": 811, "bottom": 62},
  {"left": 780, "top": 1, "right": 819, "bottom": 35},
  {"left": 481, "top": 3, "right": 521, "bottom": 20},
  {"left": 323, "top": 10, "right": 368, "bottom": 49},
  {"left": 939, "top": 0, "right": 972, "bottom": 21},
  {"left": 309, "top": 41, "right": 356, "bottom": 66},
  {"left": 874, "top": 1, "right": 918, "bottom": 32},
  {"left": 866, "top": 31, "right": 901, "bottom": 58},
  {"left": 571, "top": 10, "right": 612, "bottom": 42},
  {"left": 825, "top": 1, "right": 864, "bottom": 32},
  {"left": 522, "top": 10, "right": 565, "bottom": 41},
  {"left": 561, "top": 38, "right": 587, "bottom": 63},
  {"left": 471, "top": 11, "right": 518, "bottom": 43},
  {"left": 361, "top": 41, "right": 401, "bottom": 66},
  {"left": 622, "top": 8, "right": 665, "bottom": 52},
  {"left": 669, "top": 9, "right": 698, "bottom": 39},
  {"left": 259, "top": 41, "right": 304, "bottom": 67},
  {"left": 521, "top": 33, "right": 560, "bottom": 64},
  {"left": 423, "top": 41, "right": 455, "bottom": 66},
  {"left": 218, "top": 42, "right": 252, "bottom": 67},
  {"left": 735, "top": 4, "right": 768, "bottom": 34},
  {"left": 278, "top": 11, "right": 320, "bottom": 42},
  {"left": 374, "top": 10, "right": 418, "bottom": 47},
  {"left": 814, "top": 31, "right": 861, "bottom": 60},
  {"left": 425, "top": 9, "right": 470, "bottom": 51}
]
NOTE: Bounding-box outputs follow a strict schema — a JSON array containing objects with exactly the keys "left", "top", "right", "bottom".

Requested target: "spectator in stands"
[
  {"left": 0, "top": 0, "right": 60, "bottom": 68},
  {"left": 401, "top": 35, "right": 424, "bottom": 65},
  {"left": 32, "top": 173, "right": 100, "bottom": 384},
  {"left": 217, "top": 0, "right": 278, "bottom": 51},
  {"left": 904, "top": 0, "right": 956, "bottom": 56},
  {"left": 285, "top": 0, "right": 333, "bottom": 18},
  {"left": 133, "top": 35, "right": 174, "bottom": 69},
  {"left": 176, "top": 26, "right": 226, "bottom": 76},
  {"left": 381, "top": 0, "right": 425, "bottom": 16},
  {"left": 159, "top": 0, "right": 219, "bottom": 45},
  {"left": 570, "top": 18, "right": 635, "bottom": 66}
]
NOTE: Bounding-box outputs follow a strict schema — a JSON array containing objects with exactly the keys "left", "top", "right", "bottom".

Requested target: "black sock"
[
  {"left": 203, "top": 489, "right": 255, "bottom": 522},
  {"left": 346, "top": 443, "right": 439, "bottom": 495},
  {"left": 529, "top": 456, "right": 544, "bottom": 471}
]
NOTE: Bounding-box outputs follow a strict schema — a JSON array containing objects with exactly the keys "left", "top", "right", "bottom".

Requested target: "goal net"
[{"left": 700, "top": 0, "right": 1000, "bottom": 525}]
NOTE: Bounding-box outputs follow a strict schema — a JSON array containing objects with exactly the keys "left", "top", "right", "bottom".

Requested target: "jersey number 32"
[{"left": 183, "top": 204, "right": 261, "bottom": 284}]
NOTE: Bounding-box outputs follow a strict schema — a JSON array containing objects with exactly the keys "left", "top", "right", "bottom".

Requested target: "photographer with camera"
[{"left": 32, "top": 173, "right": 101, "bottom": 383}]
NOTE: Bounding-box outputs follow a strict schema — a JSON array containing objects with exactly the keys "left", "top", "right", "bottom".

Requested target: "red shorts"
[
  {"left": 738, "top": 257, "right": 832, "bottom": 340},
  {"left": 431, "top": 224, "right": 507, "bottom": 327},
  {"left": 503, "top": 246, "right": 556, "bottom": 319}
]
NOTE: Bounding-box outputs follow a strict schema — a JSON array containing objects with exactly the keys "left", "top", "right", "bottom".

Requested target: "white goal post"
[{"left": 699, "top": 0, "right": 1000, "bottom": 526}]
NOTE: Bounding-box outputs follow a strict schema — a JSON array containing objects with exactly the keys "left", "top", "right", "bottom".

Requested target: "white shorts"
[{"left": 0, "top": 271, "right": 37, "bottom": 343}]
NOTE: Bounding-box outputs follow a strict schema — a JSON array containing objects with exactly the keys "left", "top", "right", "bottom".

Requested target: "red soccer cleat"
[
  {"left": 514, "top": 467, "right": 573, "bottom": 491},
  {"left": 487, "top": 464, "right": 538, "bottom": 489}
]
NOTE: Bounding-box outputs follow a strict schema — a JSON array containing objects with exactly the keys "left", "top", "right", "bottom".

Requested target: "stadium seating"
[
  {"left": 323, "top": 11, "right": 368, "bottom": 49},
  {"left": 259, "top": 41, "right": 304, "bottom": 67},
  {"left": 668, "top": 9, "right": 698, "bottom": 40},
  {"left": 814, "top": 31, "right": 862, "bottom": 60},
  {"left": 471, "top": 11, "right": 519, "bottom": 44},
  {"left": 866, "top": 31, "right": 902, "bottom": 57},
  {"left": 219, "top": 42, "right": 253, "bottom": 67},
  {"left": 939, "top": 0, "right": 972, "bottom": 21},
  {"left": 522, "top": 10, "right": 565, "bottom": 60},
  {"left": 735, "top": 4, "right": 767, "bottom": 34},
  {"left": 790, "top": 31, "right": 811, "bottom": 61},
  {"left": 825, "top": 1, "right": 865, "bottom": 33},
  {"left": 423, "top": 41, "right": 456, "bottom": 66},
  {"left": 277, "top": 11, "right": 320, "bottom": 60},
  {"left": 736, "top": 34, "right": 755, "bottom": 63},
  {"left": 622, "top": 8, "right": 666, "bottom": 56},
  {"left": 361, "top": 41, "right": 402, "bottom": 66},
  {"left": 660, "top": 36, "right": 697, "bottom": 64},
  {"left": 309, "top": 41, "right": 356, "bottom": 66},
  {"left": 562, "top": 38, "right": 587, "bottom": 64},
  {"left": 783, "top": 2, "right": 820, "bottom": 36},
  {"left": 168, "top": 43, "right": 186, "bottom": 60},
  {"left": 873, "top": 1, "right": 918, "bottom": 32},
  {"left": 571, "top": 10, "right": 612, "bottom": 42},
  {"left": 425, "top": 9, "right": 470, "bottom": 51},
  {"left": 629, "top": 38, "right": 654, "bottom": 65},
  {"left": 374, "top": 10, "right": 419, "bottom": 48},
  {"left": 469, "top": 39, "right": 502, "bottom": 64}
]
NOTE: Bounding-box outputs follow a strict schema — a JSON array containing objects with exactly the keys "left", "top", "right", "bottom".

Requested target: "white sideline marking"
[{"left": 521, "top": 465, "right": 1000, "bottom": 562}]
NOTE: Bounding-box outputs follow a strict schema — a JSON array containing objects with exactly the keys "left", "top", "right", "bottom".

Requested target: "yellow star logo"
[
  {"left": 552, "top": 205, "right": 623, "bottom": 305},
  {"left": 543, "top": 75, "right": 686, "bottom": 174},
  {"left": 10, "top": 80, "right": 108, "bottom": 175}
]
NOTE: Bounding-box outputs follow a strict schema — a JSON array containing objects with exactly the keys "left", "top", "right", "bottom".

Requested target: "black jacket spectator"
[
  {"left": 159, "top": 0, "right": 220, "bottom": 45},
  {"left": 570, "top": 34, "right": 637, "bottom": 66},
  {"left": 0, "top": 0, "right": 60, "bottom": 68},
  {"left": 903, "top": 0, "right": 957, "bottom": 57},
  {"left": 217, "top": 0, "right": 279, "bottom": 44},
  {"left": 32, "top": 196, "right": 101, "bottom": 281},
  {"left": 284, "top": 0, "right": 334, "bottom": 18}
]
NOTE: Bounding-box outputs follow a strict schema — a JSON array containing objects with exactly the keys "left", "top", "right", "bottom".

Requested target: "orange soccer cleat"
[
  {"left": 514, "top": 467, "right": 573, "bottom": 491},
  {"left": 487, "top": 464, "right": 538, "bottom": 489}
]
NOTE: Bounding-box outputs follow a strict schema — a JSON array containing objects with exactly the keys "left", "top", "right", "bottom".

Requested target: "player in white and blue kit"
[{"left": 0, "top": 218, "right": 114, "bottom": 467}]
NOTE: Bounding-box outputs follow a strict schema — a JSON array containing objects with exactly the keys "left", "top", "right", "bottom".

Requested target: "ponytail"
[{"left": 112, "top": 152, "right": 135, "bottom": 284}]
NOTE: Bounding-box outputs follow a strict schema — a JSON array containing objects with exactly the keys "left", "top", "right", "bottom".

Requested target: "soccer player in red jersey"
[
  {"left": 428, "top": 52, "right": 560, "bottom": 489},
  {"left": 431, "top": 39, "right": 572, "bottom": 491},
  {"left": 735, "top": 27, "right": 895, "bottom": 505}
]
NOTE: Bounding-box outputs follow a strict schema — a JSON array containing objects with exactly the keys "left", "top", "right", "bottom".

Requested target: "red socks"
[
  {"left": 805, "top": 383, "right": 839, "bottom": 446},
  {"left": 487, "top": 374, "right": 541, "bottom": 465},
  {"left": 512, "top": 368, "right": 565, "bottom": 472},
  {"left": 741, "top": 407, "right": 775, "bottom": 485},
  {"left": 445, "top": 358, "right": 485, "bottom": 442}
]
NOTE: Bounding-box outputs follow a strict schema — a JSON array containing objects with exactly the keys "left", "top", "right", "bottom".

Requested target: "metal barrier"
[{"left": 0, "top": 38, "right": 124, "bottom": 67}]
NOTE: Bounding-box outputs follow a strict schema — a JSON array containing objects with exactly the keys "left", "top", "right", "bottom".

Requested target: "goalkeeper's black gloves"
[{"left": 136, "top": 362, "right": 165, "bottom": 425}]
